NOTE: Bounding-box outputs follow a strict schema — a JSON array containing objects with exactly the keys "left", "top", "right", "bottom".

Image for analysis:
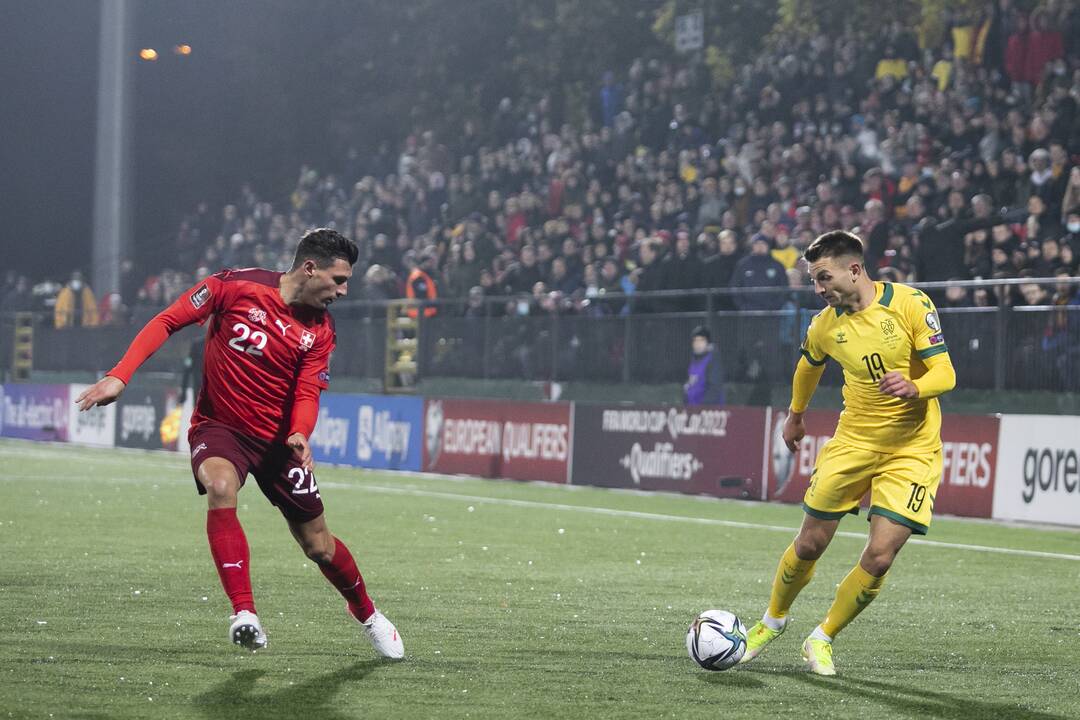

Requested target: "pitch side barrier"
[{"left": 2, "top": 384, "right": 1076, "bottom": 527}]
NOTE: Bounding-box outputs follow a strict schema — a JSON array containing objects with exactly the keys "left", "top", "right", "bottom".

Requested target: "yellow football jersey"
[{"left": 800, "top": 282, "right": 951, "bottom": 453}]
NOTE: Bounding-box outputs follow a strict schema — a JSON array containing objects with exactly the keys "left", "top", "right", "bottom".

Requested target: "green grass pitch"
[{"left": 2, "top": 438, "right": 1078, "bottom": 719}]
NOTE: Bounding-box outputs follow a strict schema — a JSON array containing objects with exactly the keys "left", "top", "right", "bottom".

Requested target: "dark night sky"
[
  {"left": 1, "top": 0, "right": 100, "bottom": 281},
  {"left": 0, "top": 1, "right": 343, "bottom": 284}
]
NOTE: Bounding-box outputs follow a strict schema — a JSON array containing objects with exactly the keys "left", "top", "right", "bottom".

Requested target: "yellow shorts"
[{"left": 802, "top": 440, "right": 942, "bottom": 535}]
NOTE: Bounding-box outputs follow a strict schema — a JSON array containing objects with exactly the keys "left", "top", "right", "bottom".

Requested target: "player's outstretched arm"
[
  {"left": 75, "top": 376, "right": 126, "bottom": 411},
  {"left": 107, "top": 277, "right": 222, "bottom": 388}
]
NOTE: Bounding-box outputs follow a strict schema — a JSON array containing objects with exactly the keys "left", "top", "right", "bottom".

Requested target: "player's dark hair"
[
  {"left": 292, "top": 228, "right": 359, "bottom": 269},
  {"left": 804, "top": 230, "right": 865, "bottom": 264}
]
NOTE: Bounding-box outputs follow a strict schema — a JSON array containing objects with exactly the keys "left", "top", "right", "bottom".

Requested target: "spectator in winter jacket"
[
  {"left": 684, "top": 326, "right": 725, "bottom": 406},
  {"left": 54, "top": 270, "right": 99, "bottom": 329},
  {"left": 732, "top": 234, "right": 789, "bottom": 310}
]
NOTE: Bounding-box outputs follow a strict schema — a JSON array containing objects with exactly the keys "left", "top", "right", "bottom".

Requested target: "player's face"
[
  {"left": 303, "top": 258, "right": 353, "bottom": 309},
  {"left": 808, "top": 256, "right": 860, "bottom": 307}
]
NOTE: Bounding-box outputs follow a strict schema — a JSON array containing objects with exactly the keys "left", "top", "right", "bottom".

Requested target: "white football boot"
[
  {"left": 352, "top": 607, "right": 404, "bottom": 659},
  {"left": 228, "top": 610, "right": 268, "bottom": 652}
]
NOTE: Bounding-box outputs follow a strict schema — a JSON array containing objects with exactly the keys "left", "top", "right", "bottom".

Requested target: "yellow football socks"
[
  {"left": 766, "top": 543, "right": 817, "bottom": 621},
  {"left": 821, "top": 562, "right": 887, "bottom": 638}
]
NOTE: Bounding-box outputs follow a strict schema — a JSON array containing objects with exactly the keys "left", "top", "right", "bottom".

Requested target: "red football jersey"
[{"left": 109, "top": 268, "right": 334, "bottom": 441}]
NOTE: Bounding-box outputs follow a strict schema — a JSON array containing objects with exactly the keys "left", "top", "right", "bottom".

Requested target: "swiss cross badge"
[{"left": 299, "top": 330, "right": 316, "bottom": 350}]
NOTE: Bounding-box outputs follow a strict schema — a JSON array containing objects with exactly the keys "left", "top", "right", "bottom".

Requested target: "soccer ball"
[{"left": 686, "top": 610, "right": 747, "bottom": 671}]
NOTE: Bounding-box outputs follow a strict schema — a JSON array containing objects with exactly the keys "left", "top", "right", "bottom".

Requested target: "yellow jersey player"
[{"left": 739, "top": 230, "right": 956, "bottom": 675}]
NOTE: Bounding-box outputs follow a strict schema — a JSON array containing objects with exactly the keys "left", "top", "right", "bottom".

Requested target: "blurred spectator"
[
  {"left": 684, "top": 325, "right": 725, "bottom": 406},
  {"left": 630, "top": 239, "right": 666, "bottom": 312},
  {"left": 98, "top": 292, "right": 127, "bottom": 326},
  {"left": 703, "top": 230, "right": 742, "bottom": 308},
  {"left": 405, "top": 249, "right": 438, "bottom": 318},
  {"left": 663, "top": 231, "right": 702, "bottom": 310},
  {"left": 54, "top": 270, "right": 99, "bottom": 328},
  {"left": 361, "top": 264, "right": 399, "bottom": 310},
  {"left": 916, "top": 194, "right": 1022, "bottom": 284},
  {"left": 503, "top": 245, "right": 543, "bottom": 295},
  {"left": 598, "top": 70, "right": 624, "bottom": 129},
  {"left": 548, "top": 256, "right": 581, "bottom": 296},
  {"left": 732, "top": 235, "right": 788, "bottom": 310},
  {"left": 1, "top": 274, "right": 34, "bottom": 313}
]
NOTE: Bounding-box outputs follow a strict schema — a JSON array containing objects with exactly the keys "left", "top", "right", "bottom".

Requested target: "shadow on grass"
[
  {"left": 696, "top": 670, "right": 766, "bottom": 688},
  {"left": 194, "top": 660, "right": 384, "bottom": 720},
  {"left": 783, "top": 673, "right": 1070, "bottom": 720}
]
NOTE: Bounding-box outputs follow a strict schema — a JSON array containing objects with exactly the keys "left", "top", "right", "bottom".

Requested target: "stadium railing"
[{"left": 4, "top": 278, "right": 1080, "bottom": 393}]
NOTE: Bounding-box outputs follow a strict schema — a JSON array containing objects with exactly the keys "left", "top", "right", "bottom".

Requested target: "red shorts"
[{"left": 188, "top": 420, "right": 324, "bottom": 523}]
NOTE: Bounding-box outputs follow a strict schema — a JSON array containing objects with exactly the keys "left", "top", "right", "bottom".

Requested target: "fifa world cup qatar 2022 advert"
[{"left": 570, "top": 404, "right": 767, "bottom": 498}]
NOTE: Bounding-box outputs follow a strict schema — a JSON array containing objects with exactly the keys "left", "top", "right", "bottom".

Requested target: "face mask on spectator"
[{"left": 1068, "top": 221, "right": 1080, "bottom": 233}]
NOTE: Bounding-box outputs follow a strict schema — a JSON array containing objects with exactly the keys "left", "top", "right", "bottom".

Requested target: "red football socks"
[
  {"left": 319, "top": 537, "right": 376, "bottom": 622},
  {"left": 206, "top": 508, "right": 255, "bottom": 614}
]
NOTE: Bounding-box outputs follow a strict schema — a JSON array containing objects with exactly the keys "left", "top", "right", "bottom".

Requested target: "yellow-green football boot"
[
  {"left": 801, "top": 636, "right": 837, "bottom": 676},
  {"left": 737, "top": 618, "right": 787, "bottom": 664}
]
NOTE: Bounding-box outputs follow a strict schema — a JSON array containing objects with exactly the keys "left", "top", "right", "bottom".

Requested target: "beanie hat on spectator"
[{"left": 691, "top": 325, "right": 711, "bottom": 342}]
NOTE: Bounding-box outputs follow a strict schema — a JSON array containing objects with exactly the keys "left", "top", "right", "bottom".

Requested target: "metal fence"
[{"left": 4, "top": 278, "right": 1080, "bottom": 392}]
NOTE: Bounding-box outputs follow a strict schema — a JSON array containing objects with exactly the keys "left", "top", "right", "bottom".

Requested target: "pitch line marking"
[
  {"left": 351, "top": 483, "right": 1080, "bottom": 563},
  {"left": 3, "top": 439, "right": 1078, "bottom": 562}
]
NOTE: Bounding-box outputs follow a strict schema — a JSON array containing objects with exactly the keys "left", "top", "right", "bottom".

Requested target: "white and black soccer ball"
[{"left": 686, "top": 610, "right": 747, "bottom": 671}]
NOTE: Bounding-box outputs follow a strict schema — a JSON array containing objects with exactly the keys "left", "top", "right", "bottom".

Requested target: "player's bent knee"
[
  {"left": 298, "top": 535, "right": 334, "bottom": 565},
  {"left": 291, "top": 522, "right": 335, "bottom": 565},
  {"left": 305, "top": 546, "right": 334, "bottom": 565},
  {"left": 860, "top": 547, "right": 896, "bottom": 577},
  {"left": 197, "top": 460, "right": 240, "bottom": 506},
  {"left": 794, "top": 533, "right": 828, "bottom": 560}
]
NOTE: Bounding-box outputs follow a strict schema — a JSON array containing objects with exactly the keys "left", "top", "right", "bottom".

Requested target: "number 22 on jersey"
[{"left": 228, "top": 322, "right": 267, "bottom": 356}]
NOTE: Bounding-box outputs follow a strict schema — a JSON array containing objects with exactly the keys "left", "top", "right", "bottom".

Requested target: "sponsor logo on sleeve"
[
  {"left": 190, "top": 285, "right": 211, "bottom": 309},
  {"left": 929, "top": 333, "right": 944, "bottom": 345},
  {"left": 925, "top": 312, "right": 940, "bottom": 332}
]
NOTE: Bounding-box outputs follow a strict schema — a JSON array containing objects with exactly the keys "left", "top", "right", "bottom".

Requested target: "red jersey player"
[{"left": 75, "top": 229, "right": 403, "bottom": 658}]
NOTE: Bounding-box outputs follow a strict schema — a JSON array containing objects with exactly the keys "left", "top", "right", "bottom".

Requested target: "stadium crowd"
[{"left": 4, "top": 1, "right": 1080, "bottom": 327}]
